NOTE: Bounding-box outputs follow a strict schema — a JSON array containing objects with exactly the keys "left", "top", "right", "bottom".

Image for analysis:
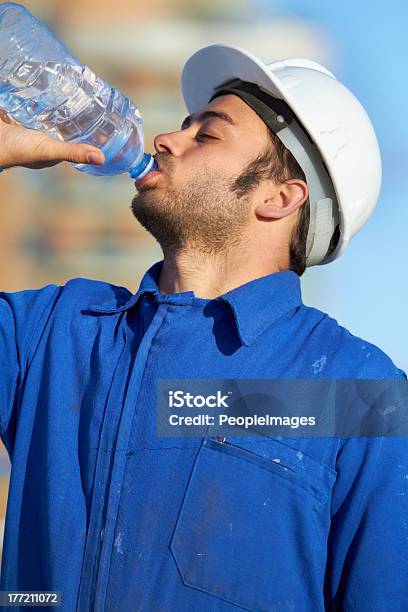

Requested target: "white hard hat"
[{"left": 181, "top": 44, "right": 382, "bottom": 266}]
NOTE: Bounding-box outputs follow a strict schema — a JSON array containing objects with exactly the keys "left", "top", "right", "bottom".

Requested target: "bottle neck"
[{"left": 130, "top": 153, "right": 157, "bottom": 179}]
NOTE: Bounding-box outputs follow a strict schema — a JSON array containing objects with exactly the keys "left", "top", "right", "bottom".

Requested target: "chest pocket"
[{"left": 170, "top": 436, "right": 336, "bottom": 612}]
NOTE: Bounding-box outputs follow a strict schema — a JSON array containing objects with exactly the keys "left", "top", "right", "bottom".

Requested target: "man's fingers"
[
  {"left": 0, "top": 109, "right": 16, "bottom": 125},
  {"left": 0, "top": 119, "right": 106, "bottom": 168}
]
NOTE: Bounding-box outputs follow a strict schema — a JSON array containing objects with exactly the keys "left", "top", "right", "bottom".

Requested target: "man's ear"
[{"left": 255, "top": 179, "right": 308, "bottom": 220}]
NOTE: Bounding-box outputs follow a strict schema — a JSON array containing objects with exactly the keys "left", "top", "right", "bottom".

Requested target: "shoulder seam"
[{"left": 23, "top": 285, "right": 62, "bottom": 375}]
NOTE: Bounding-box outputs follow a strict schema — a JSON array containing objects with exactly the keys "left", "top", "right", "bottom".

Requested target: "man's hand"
[{"left": 0, "top": 110, "right": 105, "bottom": 170}]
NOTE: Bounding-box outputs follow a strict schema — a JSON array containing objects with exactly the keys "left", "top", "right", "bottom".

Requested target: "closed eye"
[{"left": 196, "top": 133, "right": 218, "bottom": 141}]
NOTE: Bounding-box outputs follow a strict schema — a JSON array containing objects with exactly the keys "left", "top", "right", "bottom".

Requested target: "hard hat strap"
[
  {"left": 277, "top": 122, "right": 339, "bottom": 266},
  {"left": 211, "top": 78, "right": 294, "bottom": 135}
]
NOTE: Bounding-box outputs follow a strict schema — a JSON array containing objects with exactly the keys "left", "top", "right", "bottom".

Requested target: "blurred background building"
[{"left": 1, "top": 0, "right": 407, "bottom": 557}]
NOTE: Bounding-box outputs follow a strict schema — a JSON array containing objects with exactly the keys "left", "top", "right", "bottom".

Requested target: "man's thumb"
[
  {"left": 86, "top": 150, "right": 105, "bottom": 165},
  {"left": 63, "top": 143, "right": 105, "bottom": 165}
]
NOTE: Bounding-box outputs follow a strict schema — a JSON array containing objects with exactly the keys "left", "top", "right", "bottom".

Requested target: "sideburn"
[{"left": 230, "top": 149, "right": 276, "bottom": 199}]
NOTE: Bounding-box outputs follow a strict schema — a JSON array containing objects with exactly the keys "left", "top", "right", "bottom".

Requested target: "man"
[{"left": 0, "top": 44, "right": 407, "bottom": 611}]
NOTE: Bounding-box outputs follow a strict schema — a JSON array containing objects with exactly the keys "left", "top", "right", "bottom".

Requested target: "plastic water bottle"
[{"left": 0, "top": 2, "right": 157, "bottom": 179}]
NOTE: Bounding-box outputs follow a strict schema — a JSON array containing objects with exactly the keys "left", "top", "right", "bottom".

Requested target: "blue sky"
[{"left": 256, "top": 0, "right": 408, "bottom": 371}]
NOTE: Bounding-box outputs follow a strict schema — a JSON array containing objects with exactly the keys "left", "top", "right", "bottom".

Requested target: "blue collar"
[{"left": 88, "top": 260, "right": 303, "bottom": 346}]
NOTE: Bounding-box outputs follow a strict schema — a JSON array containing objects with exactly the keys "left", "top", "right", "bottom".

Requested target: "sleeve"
[
  {"left": 325, "top": 427, "right": 408, "bottom": 610},
  {"left": 0, "top": 284, "right": 60, "bottom": 448}
]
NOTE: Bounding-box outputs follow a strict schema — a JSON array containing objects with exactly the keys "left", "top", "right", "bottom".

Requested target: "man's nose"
[{"left": 154, "top": 130, "right": 187, "bottom": 157}]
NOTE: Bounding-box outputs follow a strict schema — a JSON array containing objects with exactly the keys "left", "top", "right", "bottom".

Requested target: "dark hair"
[
  {"left": 230, "top": 128, "right": 339, "bottom": 275},
  {"left": 265, "top": 131, "right": 310, "bottom": 276}
]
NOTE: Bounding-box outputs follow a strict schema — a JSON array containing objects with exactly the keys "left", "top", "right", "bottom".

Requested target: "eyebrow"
[{"left": 180, "top": 110, "right": 236, "bottom": 130}]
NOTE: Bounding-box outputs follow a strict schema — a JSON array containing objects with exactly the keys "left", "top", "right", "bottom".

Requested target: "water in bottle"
[{"left": 0, "top": 2, "right": 157, "bottom": 178}]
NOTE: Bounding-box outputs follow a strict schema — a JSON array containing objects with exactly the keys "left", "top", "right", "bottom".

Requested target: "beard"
[{"left": 130, "top": 156, "right": 253, "bottom": 256}]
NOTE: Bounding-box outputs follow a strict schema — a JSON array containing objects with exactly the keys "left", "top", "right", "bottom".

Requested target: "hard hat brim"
[{"left": 182, "top": 44, "right": 286, "bottom": 115}]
